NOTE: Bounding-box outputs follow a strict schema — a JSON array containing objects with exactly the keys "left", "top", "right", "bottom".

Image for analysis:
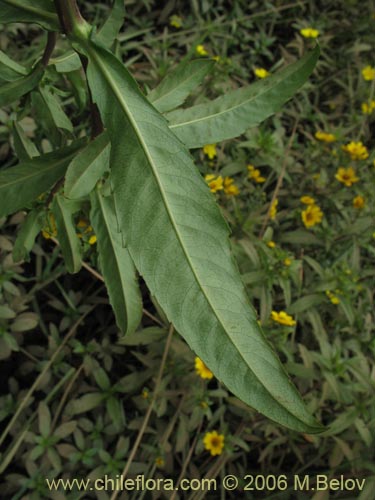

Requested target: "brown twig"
[{"left": 41, "top": 32, "right": 57, "bottom": 67}]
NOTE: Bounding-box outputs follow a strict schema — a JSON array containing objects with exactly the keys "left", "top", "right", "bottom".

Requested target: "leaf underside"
[
  {"left": 82, "top": 39, "right": 322, "bottom": 432},
  {"left": 0, "top": 0, "right": 59, "bottom": 30}
]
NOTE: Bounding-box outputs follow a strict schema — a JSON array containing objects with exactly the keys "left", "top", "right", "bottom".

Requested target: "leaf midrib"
[
  {"left": 168, "top": 56, "right": 309, "bottom": 130},
  {"left": 88, "top": 44, "right": 309, "bottom": 426},
  {"left": 2, "top": 0, "right": 57, "bottom": 20}
]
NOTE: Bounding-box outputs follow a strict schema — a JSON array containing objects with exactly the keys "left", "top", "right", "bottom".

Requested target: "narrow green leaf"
[
  {"left": 64, "top": 132, "right": 110, "bottom": 199},
  {"left": 0, "top": 65, "right": 43, "bottom": 107},
  {"left": 96, "top": 0, "right": 125, "bottom": 48},
  {"left": 0, "top": 0, "right": 59, "bottom": 31},
  {"left": 51, "top": 51, "right": 82, "bottom": 73},
  {"left": 52, "top": 194, "right": 82, "bottom": 274},
  {"left": 13, "top": 210, "right": 43, "bottom": 262},
  {"left": 82, "top": 39, "right": 323, "bottom": 433},
  {"left": 0, "top": 51, "right": 28, "bottom": 82},
  {"left": 166, "top": 46, "right": 320, "bottom": 148},
  {"left": 148, "top": 59, "right": 215, "bottom": 113},
  {"left": 12, "top": 122, "right": 40, "bottom": 160},
  {"left": 90, "top": 186, "right": 143, "bottom": 335},
  {"left": 38, "top": 86, "right": 73, "bottom": 133},
  {"left": 0, "top": 139, "right": 85, "bottom": 217}
]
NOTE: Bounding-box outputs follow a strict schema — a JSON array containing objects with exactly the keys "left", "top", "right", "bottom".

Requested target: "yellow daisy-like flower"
[
  {"left": 223, "top": 177, "right": 240, "bottom": 196},
  {"left": 300, "top": 27, "right": 320, "bottom": 38},
  {"left": 353, "top": 195, "right": 365, "bottom": 209},
  {"left": 283, "top": 257, "right": 292, "bottom": 266},
  {"left": 254, "top": 68, "right": 270, "bottom": 79},
  {"left": 155, "top": 456, "right": 165, "bottom": 467},
  {"left": 271, "top": 311, "right": 296, "bottom": 326},
  {"left": 205, "top": 174, "right": 224, "bottom": 193},
  {"left": 195, "top": 357, "right": 213, "bottom": 380},
  {"left": 341, "top": 141, "right": 369, "bottom": 160},
  {"left": 325, "top": 290, "right": 340, "bottom": 305},
  {"left": 314, "top": 130, "right": 336, "bottom": 143},
  {"left": 361, "top": 100, "right": 375, "bottom": 114},
  {"left": 335, "top": 167, "right": 359, "bottom": 187},
  {"left": 300, "top": 195, "right": 315, "bottom": 205},
  {"left": 196, "top": 44, "right": 208, "bottom": 56},
  {"left": 301, "top": 204, "right": 323, "bottom": 228},
  {"left": 362, "top": 65, "right": 375, "bottom": 81},
  {"left": 88, "top": 235, "right": 97, "bottom": 245},
  {"left": 203, "top": 431, "right": 225, "bottom": 456},
  {"left": 41, "top": 213, "right": 57, "bottom": 239},
  {"left": 169, "top": 15, "right": 182, "bottom": 28},
  {"left": 247, "top": 164, "right": 266, "bottom": 183},
  {"left": 203, "top": 144, "right": 217, "bottom": 160},
  {"left": 267, "top": 241, "right": 276, "bottom": 248},
  {"left": 269, "top": 199, "right": 278, "bottom": 220}
]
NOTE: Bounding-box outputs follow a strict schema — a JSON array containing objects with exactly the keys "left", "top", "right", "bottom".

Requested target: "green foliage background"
[{"left": 0, "top": 0, "right": 374, "bottom": 498}]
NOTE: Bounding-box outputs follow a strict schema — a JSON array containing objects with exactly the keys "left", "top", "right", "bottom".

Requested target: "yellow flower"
[
  {"left": 195, "top": 357, "right": 213, "bottom": 380},
  {"left": 362, "top": 65, "right": 375, "bottom": 81},
  {"left": 203, "top": 144, "right": 217, "bottom": 160},
  {"left": 271, "top": 311, "right": 296, "bottom": 326},
  {"left": 269, "top": 199, "right": 278, "bottom": 220},
  {"left": 212, "top": 55, "right": 220, "bottom": 62},
  {"left": 267, "top": 241, "right": 276, "bottom": 248},
  {"left": 155, "top": 456, "right": 165, "bottom": 467},
  {"left": 77, "top": 219, "right": 89, "bottom": 228},
  {"left": 335, "top": 167, "right": 359, "bottom": 187},
  {"left": 341, "top": 141, "right": 369, "bottom": 160},
  {"left": 254, "top": 68, "right": 270, "bottom": 78},
  {"left": 203, "top": 431, "right": 225, "bottom": 456},
  {"left": 325, "top": 290, "right": 340, "bottom": 304},
  {"left": 88, "top": 235, "right": 97, "bottom": 245},
  {"left": 41, "top": 213, "right": 57, "bottom": 239},
  {"left": 247, "top": 164, "right": 266, "bottom": 183},
  {"left": 141, "top": 388, "right": 149, "bottom": 399},
  {"left": 301, "top": 204, "right": 323, "bottom": 228},
  {"left": 300, "top": 195, "right": 315, "bottom": 205},
  {"left": 283, "top": 257, "right": 292, "bottom": 266},
  {"left": 300, "top": 27, "right": 320, "bottom": 38},
  {"left": 196, "top": 44, "right": 208, "bottom": 56},
  {"left": 223, "top": 177, "right": 240, "bottom": 196},
  {"left": 314, "top": 130, "right": 336, "bottom": 143},
  {"left": 205, "top": 174, "right": 224, "bottom": 193},
  {"left": 353, "top": 195, "right": 365, "bottom": 209},
  {"left": 169, "top": 15, "right": 182, "bottom": 28},
  {"left": 361, "top": 100, "right": 375, "bottom": 114}
]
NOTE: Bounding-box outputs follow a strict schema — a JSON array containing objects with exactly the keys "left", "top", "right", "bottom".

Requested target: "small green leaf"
[
  {"left": 148, "top": 59, "right": 215, "bottom": 113},
  {"left": 52, "top": 194, "right": 82, "bottom": 274},
  {"left": 0, "top": 0, "right": 59, "bottom": 30},
  {"left": 64, "top": 132, "right": 110, "bottom": 199},
  {"left": 0, "top": 139, "right": 85, "bottom": 218},
  {"left": 13, "top": 210, "right": 43, "bottom": 262},
  {"left": 90, "top": 186, "right": 143, "bottom": 335},
  {"left": 167, "top": 46, "right": 320, "bottom": 148},
  {"left": 0, "top": 64, "right": 43, "bottom": 107},
  {"left": 0, "top": 50, "right": 28, "bottom": 82},
  {"left": 71, "top": 393, "right": 104, "bottom": 414},
  {"left": 38, "top": 86, "right": 73, "bottom": 133},
  {"left": 12, "top": 121, "right": 39, "bottom": 160},
  {"left": 96, "top": 0, "right": 125, "bottom": 48},
  {"left": 51, "top": 51, "right": 82, "bottom": 73}
]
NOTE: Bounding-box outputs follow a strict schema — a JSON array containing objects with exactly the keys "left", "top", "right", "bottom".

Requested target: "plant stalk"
[{"left": 54, "top": 0, "right": 87, "bottom": 36}]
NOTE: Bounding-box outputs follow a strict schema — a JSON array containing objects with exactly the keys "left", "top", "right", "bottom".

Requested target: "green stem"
[{"left": 54, "top": 0, "right": 89, "bottom": 37}]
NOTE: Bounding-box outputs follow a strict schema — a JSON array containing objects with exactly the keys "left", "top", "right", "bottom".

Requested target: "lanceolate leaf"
[
  {"left": 147, "top": 59, "right": 215, "bottom": 114},
  {"left": 166, "top": 46, "right": 320, "bottom": 148},
  {"left": 0, "top": 139, "right": 85, "bottom": 217},
  {"left": 0, "top": 51, "right": 28, "bottom": 82},
  {"left": 0, "top": 0, "right": 59, "bottom": 31},
  {"left": 0, "top": 65, "right": 43, "bottom": 107},
  {"left": 38, "top": 86, "right": 74, "bottom": 133},
  {"left": 90, "top": 186, "right": 143, "bottom": 335},
  {"left": 52, "top": 194, "right": 82, "bottom": 274},
  {"left": 13, "top": 210, "right": 43, "bottom": 262},
  {"left": 64, "top": 132, "right": 110, "bottom": 199},
  {"left": 82, "top": 39, "right": 322, "bottom": 432},
  {"left": 12, "top": 122, "right": 40, "bottom": 160},
  {"left": 96, "top": 0, "right": 125, "bottom": 48}
]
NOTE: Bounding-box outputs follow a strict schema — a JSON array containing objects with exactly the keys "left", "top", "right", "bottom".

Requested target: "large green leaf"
[
  {"left": 0, "top": 139, "right": 85, "bottom": 217},
  {"left": 64, "top": 132, "right": 110, "bottom": 199},
  {"left": 81, "top": 38, "right": 322, "bottom": 432},
  {"left": 0, "top": 0, "right": 59, "bottom": 30},
  {"left": 0, "top": 65, "right": 43, "bottom": 107},
  {"left": 52, "top": 194, "right": 82, "bottom": 274},
  {"left": 166, "top": 46, "right": 319, "bottom": 148},
  {"left": 90, "top": 186, "right": 143, "bottom": 334},
  {"left": 147, "top": 59, "right": 215, "bottom": 114},
  {"left": 96, "top": 0, "right": 125, "bottom": 48}
]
